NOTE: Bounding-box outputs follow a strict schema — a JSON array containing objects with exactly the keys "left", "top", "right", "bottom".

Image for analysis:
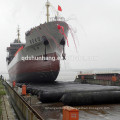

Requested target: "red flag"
[
  {"left": 14, "top": 46, "right": 23, "bottom": 56},
  {"left": 57, "top": 25, "right": 69, "bottom": 47},
  {"left": 58, "top": 5, "right": 62, "bottom": 11}
]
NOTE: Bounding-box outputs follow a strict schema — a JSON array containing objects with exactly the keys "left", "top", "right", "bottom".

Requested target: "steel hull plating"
[
  {"left": 14, "top": 71, "right": 59, "bottom": 83},
  {"left": 7, "top": 21, "right": 68, "bottom": 83},
  {"left": 8, "top": 53, "right": 60, "bottom": 83}
]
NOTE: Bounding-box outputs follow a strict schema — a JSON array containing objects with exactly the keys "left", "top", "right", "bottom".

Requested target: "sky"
[{"left": 0, "top": 0, "right": 120, "bottom": 75}]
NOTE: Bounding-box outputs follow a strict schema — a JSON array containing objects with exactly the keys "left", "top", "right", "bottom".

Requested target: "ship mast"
[
  {"left": 46, "top": 0, "right": 50, "bottom": 22},
  {"left": 17, "top": 26, "right": 20, "bottom": 43}
]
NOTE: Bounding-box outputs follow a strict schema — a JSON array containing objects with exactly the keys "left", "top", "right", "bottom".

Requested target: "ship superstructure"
[{"left": 6, "top": 27, "right": 25, "bottom": 64}]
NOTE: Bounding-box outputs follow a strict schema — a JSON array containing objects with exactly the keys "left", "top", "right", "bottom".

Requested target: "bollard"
[
  {"left": 63, "top": 106, "right": 79, "bottom": 120},
  {"left": 22, "top": 85, "right": 26, "bottom": 96},
  {"left": 12, "top": 81, "right": 16, "bottom": 88}
]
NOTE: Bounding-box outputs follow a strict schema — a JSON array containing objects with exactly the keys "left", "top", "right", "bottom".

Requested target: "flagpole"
[{"left": 57, "top": 10, "right": 59, "bottom": 16}]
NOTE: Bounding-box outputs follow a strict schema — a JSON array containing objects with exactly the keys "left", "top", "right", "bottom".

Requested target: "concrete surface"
[{"left": 1, "top": 95, "right": 15, "bottom": 120}]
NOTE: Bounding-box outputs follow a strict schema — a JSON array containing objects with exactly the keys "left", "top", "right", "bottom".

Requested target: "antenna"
[
  {"left": 46, "top": 0, "right": 50, "bottom": 22},
  {"left": 17, "top": 25, "right": 20, "bottom": 43}
]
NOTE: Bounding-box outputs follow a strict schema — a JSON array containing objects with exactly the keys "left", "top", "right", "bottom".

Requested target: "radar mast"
[
  {"left": 17, "top": 26, "right": 20, "bottom": 43},
  {"left": 46, "top": 0, "right": 50, "bottom": 22}
]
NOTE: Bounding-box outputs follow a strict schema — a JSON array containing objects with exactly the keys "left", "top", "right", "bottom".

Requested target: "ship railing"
[{"left": 50, "top": 17, "right": 65, "bottom": 22}]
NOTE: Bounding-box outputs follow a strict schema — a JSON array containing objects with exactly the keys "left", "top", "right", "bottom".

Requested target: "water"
[{"left": 56, "top": 69, "right": 78, "bottom": 82}]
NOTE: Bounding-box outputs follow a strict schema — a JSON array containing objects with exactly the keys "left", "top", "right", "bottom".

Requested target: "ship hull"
[
  {"left": 8, "top": 52, "right": 60, "bottom": 83},
  {"left": 7, "top": 21, "right": 69, "bottom": 83},
  {"left": 14, "top": 71, "right": 59, "bottom": 83}
]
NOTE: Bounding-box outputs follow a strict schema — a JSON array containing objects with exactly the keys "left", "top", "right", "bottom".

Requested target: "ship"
[{"left": 6, "top": 1, "right": 69, "bottom": 83}]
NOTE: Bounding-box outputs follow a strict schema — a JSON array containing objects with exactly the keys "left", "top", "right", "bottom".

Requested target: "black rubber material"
[{"left": 61, "top": 91, "right": 120, "bottom": 106}]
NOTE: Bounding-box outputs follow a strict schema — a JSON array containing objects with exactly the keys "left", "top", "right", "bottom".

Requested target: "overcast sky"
[{"left": 0, "top": 0, "right": 120, "bottom": 74}]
